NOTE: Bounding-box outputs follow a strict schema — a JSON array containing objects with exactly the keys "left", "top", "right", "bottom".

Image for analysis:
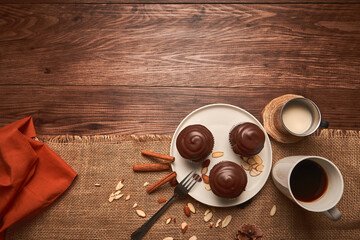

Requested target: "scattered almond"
[
  {"left": 158, "top": 198, "right": 167, "bottom": 204},
  {"left": 253, "top": 155, "right": 263, "bottom": 164},
  {"left": 173, "top": 217, "right": 177, "bottom": 224},
  {"left": 189, "top": 236, "right": 197, "bottom": 240},
  {"left": 132, "top": 203, "right": 138, "bottom": 208},
  {"left": 94, "top": 183, "right": 101, "bottom": 187},
  {"left": 125, "top": 194, "right": 131, "bottom": 201},
  {"left": 143, "top": 182, "right": 150, "bottom": 187},
  {"left": 187, "top": 202, "right": 196, "bottom": 214},
  {"left": 256, "top": 164, "right": 264, "bottom": 172},
  {"left": 205, "top": 184, "right": 211, "bottom": 191},
  {"left": 114, "top": 190, "right": 121, "bottom": 195},
  {"left": 202, "top": 159, "right": 210, "bottom": 168},
  {"left": 204, "top": 209, "right": 211, "bottom": 216},
  {"left": 163, "top": 237, "right": 173, "bottom": 240},
  {"left": 240, "top": 161, "right": 251, "bottom": 171},
  {"left": 221, "top": 215, "right": 232, "bottom": 228},
  {"left": 165, "top": 217, "right": 172, "bottom": 224},
  {"left": 202, "top": 174, "right": 209, "bottom": 184},
  {"left": 204, "top": 211, "right": 213, "bottom": 222},
  {"left": 116, "top": 180, "right": 124, "bottom": 191},
  {"left": 193, "top": 173, "right": 202, "bottom": 182},
  {"left": 270, "top": 205, "right": 277, "bottom": 216},
  {"left": 115, "top": 193, "right": 124, "bottom": 200},
  {"left": 215, "top": 219, "right": 221, "bottom": 228},
  {"left": 136, "top": 209, "right": 146, "bottom": 218},
  {"left": 184, "top": 206, "right": 191, "bottom": 217},
  {"left": 209, "top": 222, "right": 214, "bottom": 228},
  {"left": 108, "top": 193, "right": 115, "bottom": 202},
  {"left": 248, "top": 157, "right": 256, "bottom": 165},
  {"left": 181, "top": 222, "right": 188, "bottom": 233},
  {"left": 212, "top": 152, "right": 224, "bottom": 158},
  {"left": 250, "top": 168, "right": 261, "bottom": 177},
  {"left": 201, "top": 167, "right": 208, "bottom": 175}
]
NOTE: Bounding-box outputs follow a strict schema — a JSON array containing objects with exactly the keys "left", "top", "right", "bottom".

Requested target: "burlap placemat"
[{"left": 6, "top": 130, "right": 360, "bottom": 240}]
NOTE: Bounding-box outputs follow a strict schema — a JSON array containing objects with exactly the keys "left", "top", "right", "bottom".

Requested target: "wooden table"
[{"left": 1, "top": 1, "right": 359, "bottom": 136}]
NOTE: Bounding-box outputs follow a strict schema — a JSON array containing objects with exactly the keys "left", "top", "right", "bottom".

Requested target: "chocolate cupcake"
[
  {"left": 209, "top": 161, "right": 247, "bottom": 199},
  {"left": 229, "top": 122, "right": 265, "bottom": 157},
  {"left": 176, "top": 124, "right": 214, "bottom": 162}
]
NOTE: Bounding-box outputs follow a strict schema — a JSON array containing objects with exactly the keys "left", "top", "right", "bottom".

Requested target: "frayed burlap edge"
[{"left": 37, "top": 129, "right": 360, "bottom": 144}]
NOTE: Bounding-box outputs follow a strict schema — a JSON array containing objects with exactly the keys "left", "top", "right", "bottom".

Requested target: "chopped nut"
[
  {"left": 184, "top": 206, "right": 191, "bottom": 217},
  {"left": 189, "top": 236, "right": 197, "bottom": 240},
  {"left": 136, "top": 209, "right": 146, "bottom": 218},
  {"left": 115, "top": 193, "right": 124, "bottom": 200},
  {"left": 202, "top": 174, "right": 209, "bottom": 184},
  {"left": 204, "top": 211, "right": 213, "bottom": 222},
  {"left": 240, "top": 161, "right": 251, "bottom": 171},
  {"left": 173, "top": 217, "right": 177, "bottom": 224},
  {"left": 143, "top": 182, "right": 150, "bottom": 187},
  {"left": 215, "top": 219, "right": 221, "bottom": 228},
  {"left": 94, "top": 183, "right": 101, "bottom": 187},
  {"left": 114, "top": 190, "right": 121, "bottom": 195},
  {"left": 181, "top": 222, "right": 188, "bottom": 233},
  {"left": 248, "top": 157, "right": 256, "bottom": 165},
  {"left": 256, "top": 164, "right": 264, "bottom": 172},
  {"left": 165, "top": 217, "right": 172, "bottom": 224},
  {"left": 157, "top": 198, "right": 167, "bottom": 204},
  {"left": 108, "top": 193, "right": 115, "bottom": 202},
  {"left": 202, "top": 159, "right": 210, "bottom": 168},
  {"left": 193, "top": 173, "right": 202, "bottom": 182},
  {"left": 205, "top": 184, "right": 211, "bottom": 191},
  {"left": 212, "top": 152, "right": 224, "bottom": 158},
  {"left": 209, "top": 222, "right": 214, "bottom": 228},
  {"left": 270, "top": 205, "right": 277, "bottom": 216},
  {"left": 125, "top": 194, "right": 131, "bottom": 201},
  {"left": 201, "top": 167, "right": 208, "bottom": 175},
  {"left": 250, "top": 169, "right": 261, "bottom": 177},
  {"left": 204, "top": 209, "right": 211, "bottom": 216},
  {"left": 116, "top": 180, "right": 124, "bottom": 191},
  {"left": 221, "top": 215, "right": 232, "bottom": 228},
  {"left": 132, "top": 203, "right": 138, "bottom": 208},
  {"left": 187, "top": 202, "right": 196, "bottom": 214},
  {"left": 253, "top": 155, "right": 263, "bottom": 164}
]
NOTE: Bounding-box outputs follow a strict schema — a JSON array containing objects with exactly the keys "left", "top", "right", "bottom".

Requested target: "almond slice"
[
  {"left": 248, "top": 157, "right": 256, "bottom": 165},
  {"left": 201, "top": 167, "right": 208, "bottom": 175},
  {"left": 108, "top": 193, "right": 115, "bottom": 202},
  {"left": 136, "top": 209, "right": 146, "bottom": 218},
  {"left": 204, "top": 209, "right": 211, "bottom": 216},
  {"left": 253, "top": 155, "right": 263, "bottom": 164},
  {"left": 209, "top": 222, "right": 214, "bottom": 228},
  {"left": 250, "top": 168, "right": 261, "bottom": 177},
  {"left": 240, "top": 161, "right": 251, "bottom": 171},
  {"left": 143, "top": 182, "right": 150, "bottom": 187},
  {"left": 132, "top": 203, "right": 138, "bottom": 208},
  {"left": 115, "top": 193, "right": 124, "bottom": 200},
  {"left": 116, "top": 180, "right": 124, "bottom": 191},
  {"left": 189, "top": 236, "right": 197, "bottom": 240},
  {"left": 181, "top": 222, "right": 188, "bottom": 233},
  {"left": 256, "top": 164, "right": 264, "bottom": 172},
  {"left": 221, "top": 215, "right": 232, "bottom": 228},
  {"left": 187, "top": 202, "right": 196, "bottom": 214},
  {"left": 212, "top": 152, "right": 224, "bottom": 158},
  {"left": 204, "top": 211, "right": 213, "bottom": 222},
  {"left": 94, "top": 183, "right": 101, "bottom": 187},
  {"left": 163, "top": 238, "right": 173, "bottom": 240},
  {"left": 165, "top": 217, "right": 172, "bottom": 224},
  {"left": 125, "top": 194, "right": 131, "bottom": 201},
  {"left": 114, "top": 190, "right": 121, "bottom": 195},
  {"left": 270, "top": 205, "right": 277, "bottom": 216},
  {"left": 215, "top": 219, "right": 221, "bottom": 228},
  {"left": 241, "top": 156, "right": 249, "bottom": 162},
  {"left": 205, "top": 184, "right": 211, "bottom": 191}
]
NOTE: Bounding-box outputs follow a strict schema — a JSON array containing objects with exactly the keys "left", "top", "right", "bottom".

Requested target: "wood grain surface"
[{"left": 1, "top": 4, "right": 360, "bottom": 135}]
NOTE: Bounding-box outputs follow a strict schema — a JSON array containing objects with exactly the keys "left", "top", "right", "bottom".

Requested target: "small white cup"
[{"left": 272, "top": 156, "right": 343, "bottom": 221}]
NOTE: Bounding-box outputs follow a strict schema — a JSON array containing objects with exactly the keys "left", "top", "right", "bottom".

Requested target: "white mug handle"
[{"left": 323, "top": 206, "right": 342, "bottom": 221}]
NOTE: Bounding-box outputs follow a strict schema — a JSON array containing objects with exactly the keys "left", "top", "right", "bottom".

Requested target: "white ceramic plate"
[{"left": 170, "top": 103, "right": 272, "bottom": 207}]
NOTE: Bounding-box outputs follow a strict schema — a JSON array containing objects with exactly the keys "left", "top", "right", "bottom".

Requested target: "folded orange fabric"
[{"left": 0, "top": 117, "right": 77, "bottom": 239}]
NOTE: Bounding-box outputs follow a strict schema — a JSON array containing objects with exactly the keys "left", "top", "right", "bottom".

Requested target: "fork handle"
[{"left": 131, "top": 194, "right": 177, "bottom": 240}]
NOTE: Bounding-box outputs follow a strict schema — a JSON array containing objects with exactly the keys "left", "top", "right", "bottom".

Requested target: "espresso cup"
[
  {"left": 280, "top": 97, "right": 329, "bottom": 137},
  {"left": 272, "top": 156, "right": 343, "bottom": 221}
]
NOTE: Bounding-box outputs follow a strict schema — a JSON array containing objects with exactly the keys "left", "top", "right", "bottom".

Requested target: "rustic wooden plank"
[
  {"left": 1, "top": 4, "right": 359, "bottom": 89},
  {"left": 0, "top": 85, "right": 359, "bottom": 135}
]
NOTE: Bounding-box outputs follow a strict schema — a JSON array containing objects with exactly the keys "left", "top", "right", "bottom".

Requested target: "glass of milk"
[{"left": 280, "top": 98, "right": 329, "bottom": 137}]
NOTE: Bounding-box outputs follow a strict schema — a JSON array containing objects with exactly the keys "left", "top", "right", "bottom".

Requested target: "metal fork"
[{"left": 131, "top": 171, "right": 198, "bottom": 240}]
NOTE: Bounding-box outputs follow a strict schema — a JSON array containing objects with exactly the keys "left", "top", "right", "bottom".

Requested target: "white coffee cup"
[{"left": 272, "top": 156, "right": 343, "bottom": 221}]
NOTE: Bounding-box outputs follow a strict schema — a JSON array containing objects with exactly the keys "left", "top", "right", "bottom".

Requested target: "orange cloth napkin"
[{"left": 0, "top": 117, "right": 77, "bottom": 239}]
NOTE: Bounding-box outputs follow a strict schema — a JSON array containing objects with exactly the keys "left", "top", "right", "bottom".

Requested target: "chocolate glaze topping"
[
  {"left": 209, "top": 161, "right": 247, "bottom": 199},
  {"left": 176, "top": 124, "right": 214, "bottom": 162},
  {"left": 229, "top": 122, "right": 265, "bottom": 157}
]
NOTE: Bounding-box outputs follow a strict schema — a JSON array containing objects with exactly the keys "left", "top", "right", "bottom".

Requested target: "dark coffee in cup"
[{"left": 290, "top": 160, "right": 328, "bottom": 202}]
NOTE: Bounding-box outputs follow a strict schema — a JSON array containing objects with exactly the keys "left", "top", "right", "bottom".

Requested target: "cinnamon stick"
[
  {"left": 133, "top": 163, "right": 170, "bottom": 172},
  {"left": 141, "top": 150, "right": 175, "bottom": 163},
  {"left": 146, "top": 171, "right": 177, "bottom": 194}
]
